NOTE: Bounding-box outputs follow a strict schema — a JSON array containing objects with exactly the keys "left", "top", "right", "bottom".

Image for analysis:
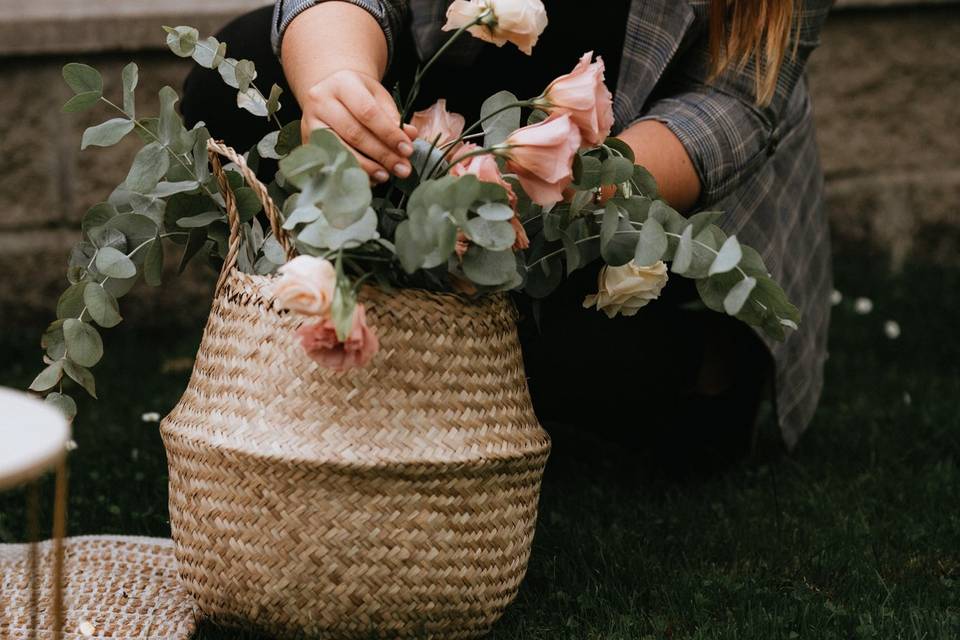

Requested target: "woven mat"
[{"left": 0, "top": 535, "right": 196, "bottom": 639}]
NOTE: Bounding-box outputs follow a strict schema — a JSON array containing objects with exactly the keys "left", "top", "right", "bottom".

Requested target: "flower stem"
[{"left": 399, "top": 12, "right": 490, "bottom": 123}]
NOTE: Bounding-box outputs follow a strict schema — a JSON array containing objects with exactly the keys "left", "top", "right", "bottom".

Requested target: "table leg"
[
  {"left": 26, "top": 482, "right": 40, "bottom": 640},
  {"left": 51, "top": 457, "right": 68, "bottom": 640}
]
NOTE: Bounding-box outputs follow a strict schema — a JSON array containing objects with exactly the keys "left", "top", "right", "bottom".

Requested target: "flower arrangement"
[{"left": 29, "top": 0, "right": 799, "bottom": 421}]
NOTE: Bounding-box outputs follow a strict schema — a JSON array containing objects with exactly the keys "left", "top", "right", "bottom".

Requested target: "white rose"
[
  {"left": 273, "top": 255, "right": 336, "bottom": 316},
  {"left": 443, "top": 0, "right": 549, "bottom": 55},
  {"left": 582, "top": 261, "right": 669, "bottom": 319}
]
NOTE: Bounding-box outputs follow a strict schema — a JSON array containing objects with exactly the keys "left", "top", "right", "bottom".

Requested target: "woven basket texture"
[
  {"left": 160, "top": 270, "right": 551, "bottom": 639},
  {"left": 0, "top": 535, "right": 197, "bottom": 639}
]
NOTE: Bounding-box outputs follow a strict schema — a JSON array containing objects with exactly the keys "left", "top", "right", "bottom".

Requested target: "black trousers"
[{"left": 182, "top": 7, "right": 772, "bottom": 465}]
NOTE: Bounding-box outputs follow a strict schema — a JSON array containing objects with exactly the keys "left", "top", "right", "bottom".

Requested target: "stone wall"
[{"left": 1, "top": 2, "right": 958, "bottom": 328}]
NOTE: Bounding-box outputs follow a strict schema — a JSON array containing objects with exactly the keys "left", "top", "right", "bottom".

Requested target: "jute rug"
[{"left": 0, "top": 535, "right": 196, "bottom": 639}]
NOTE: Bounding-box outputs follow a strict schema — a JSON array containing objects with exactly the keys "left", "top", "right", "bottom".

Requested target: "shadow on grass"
[{"left": 2, "top": 251, "right": 958, "bottom": 639}]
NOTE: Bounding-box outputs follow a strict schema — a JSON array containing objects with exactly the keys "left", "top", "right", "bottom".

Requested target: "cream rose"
[
  {"left": 582, "top": 260, "right": 669, "bottom": 318},
  {"left": 442, "top": 0, "right": 548, "bottom": 55},
  {"left": 273, "top": 255, "right": 337, "bottom": 316}
]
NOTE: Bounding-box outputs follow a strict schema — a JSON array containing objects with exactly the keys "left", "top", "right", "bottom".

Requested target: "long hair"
[{"left": 708, "top": 0, "right": 796, "bottom": 105}]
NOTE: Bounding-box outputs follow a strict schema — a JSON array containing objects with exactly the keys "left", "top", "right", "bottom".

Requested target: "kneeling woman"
[{"left": 182, "top": 0, "right": 833, "bottom": 465}]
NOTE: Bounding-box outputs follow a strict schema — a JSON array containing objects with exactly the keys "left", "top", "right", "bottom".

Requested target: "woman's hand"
[
  {"left": 300, "top": 69, "right": 419, "bottom": 184},
  {"left": 281, "top": 2, "right": 417, "bottom": 184}
]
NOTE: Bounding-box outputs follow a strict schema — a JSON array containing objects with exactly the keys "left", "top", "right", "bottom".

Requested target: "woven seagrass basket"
[{"left": 159, "top": 141, "right": 551, "bottom": 639}]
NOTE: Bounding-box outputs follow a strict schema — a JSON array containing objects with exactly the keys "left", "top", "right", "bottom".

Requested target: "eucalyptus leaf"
[
  {"left": 62, "top": 92, "right": 101, "bottom": 113},
  {"left": 45, "top": 392, "right": 77, "bottom": 421},
  {"left": 600, "top": 156, "right": 634, "bottom": 185},
  {"left": 234, "top": 187, "right": 264, "bottom": 223},
  {"left": 95, "top": 246, "right": 136, "bottom": 279},
  {"left": 282, "top": 205, "right": 323, "bottom": 229},
  {"left": 237, "top": 88, "right": 268, "bottom": 117},
  {"left": 81, "top": 118, "right": 135, "bottom": 150},
  {"left": 635, "top": 217, "right": 667, "bottom": 266},
  {"left": 126, "top": 142, "right": 170, "bottom": 194},
  {"left": 42, "top": 320, "right": 66, "bottom": 360},
  {"left": 105, "top": 214, "right": 158, "bottom": 254},
  {"left": 158, "top": 86, "right": 187, "bottom": 151},
  {"left": 464, "top": 217, "right": 515, "bottom": 251},
  {"left": 257, "top": 131, "right": 281, "bottom": 160},
  {"left": 144, "top": 239, "right": 164, "bottom": 286},
  {"left": 709, "top": 235, "right": 743, "bottom": 276},
  {"left": 276, "top": 120, "right": 302, "bottom": 156},
  {"left": 83, "top": 283, "right": 122, "bottom": 327},
  {"left": 164, "top": 25, "right": 199, "bottom": 57},
  {"left": 266, "top": 83, "right": 283, "bottom": 117},
  {"left": 603, "top": 137, "right": 635, "bottom": 163},
  {"left": 57, "top": 282, "right": 88, "bottom": 320},
  {"left": 63, "top": 319, "right": 103, "bottom": 368},
  {"left": 330, "top": 279, "right": 357, "bottom": 342},
  {"left": 672, "top": 224, "right": 694, "bottom": 274},
  {"left": 323, "top": 166, "right": 371, "bottom": 227},
  {"left": 234, "top": 59, "right": 257, "bottom": 92},
  {"left": 121, "top": 62, "right": 138, "bottom": 118},
  {"left": 62, "top": 63, "right": 102, "bottom": 96},
  {"left": 89, "top": 227, "right": 126, "bottom": 252},
  {"left": 279, "top": 145, "right": 330, "bottom": 189},
  {"left": 63, "top": 360, "right": 97, "bottom": 398},
  {"left": 476, "top": 202, "right": 514, "bottom": 221},
  {"left": 462, "top": 246, "right": 517, "bottom": 286},
  {"left": 631, "top": 165, "right": 659, "bottom": 199},
  {"left": 82, "top": 203, "right": 118, "bottom": 238},
  {"left": 30, "top": 361, "right": 64, "bottom": 392},
  {"left": 298, "top": 207, "right": 378, "bottom": 250},
  {"left": 724, "top": 276, "right": 757, "bottom": 315},
  {"left": 192, "top": 36, "right": 226, "bottom": 69},
  {"left": 177, "top": 211, "right": 224, "bottom": 228},
  {"left": 480, "top": 90, "right": 521, "bottom": 147},
  {"left": 573, "top": 155, "right": 602, "bottom": 190}
]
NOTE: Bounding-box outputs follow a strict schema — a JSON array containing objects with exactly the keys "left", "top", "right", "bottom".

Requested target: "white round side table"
[{"left": 0, "top": 387, "right": 71, "bottom": 640}]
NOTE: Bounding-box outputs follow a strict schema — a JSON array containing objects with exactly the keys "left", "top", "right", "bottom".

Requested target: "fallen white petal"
[
  {"left": 830, "top": 289, "right": 843, "bottom": 305},
  {"left": 884, "top": 320, "right": 901, "bottom": 339},
  {"left": 854, "top": 297, "right": 873, "bottom": 315},
  {"left": 79, "top": 620, "right": 96, "bottom": 636},
  {"left": 65, "top": 439, "right": 78, "bottom": 451},
  {"left": 903, "top": 392, "right": 912, "bottom": 405},
  {"left": 141, "top": 412, "right": 161, "bottom": 423}
]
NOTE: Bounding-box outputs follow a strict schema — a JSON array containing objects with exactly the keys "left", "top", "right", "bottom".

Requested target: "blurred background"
[{"left": 1, "top": 2, "right": 958, "bottom": 638}]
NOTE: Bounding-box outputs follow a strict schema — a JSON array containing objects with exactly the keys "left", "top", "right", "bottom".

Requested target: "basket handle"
[{"left": 207, "top": 138, "right": 296, "bottom": 295}]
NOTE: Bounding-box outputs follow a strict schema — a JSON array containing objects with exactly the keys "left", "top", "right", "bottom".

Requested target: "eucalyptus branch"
[
  {"left": 100, "top": 97, "right": 224, "bottom": 210},
  {"left": 191, "top": 39, "right": 283, "bottom": 131},
  {"left": 78, "top": 232, "right": 187, "bottom": 322}
]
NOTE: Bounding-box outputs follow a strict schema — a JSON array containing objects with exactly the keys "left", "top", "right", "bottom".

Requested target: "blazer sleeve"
[
  {"left": 633, "top": 0, "right": 831, "bottom": 206},
  {"left": 272, "top": 0, "right": 410, "bottom": 67}
]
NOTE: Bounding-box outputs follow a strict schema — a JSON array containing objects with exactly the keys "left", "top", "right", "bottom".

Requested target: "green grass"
[{"left": 2, "top": 252, "right": 958, "bottom": 639}]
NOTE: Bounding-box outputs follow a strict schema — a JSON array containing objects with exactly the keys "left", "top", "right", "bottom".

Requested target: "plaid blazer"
[{"left": 273, "top": 0, "right": 835, "bottom": 448}]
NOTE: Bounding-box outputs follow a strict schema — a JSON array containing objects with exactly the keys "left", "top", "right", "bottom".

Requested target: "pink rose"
[
  {"left": 273, "top": 255, "right": 336, "bottom": 316},
  {"left": 443, "top": 0, "right": 548, "bottom": 55},
  {"left": 450, "top": 144, "right": 529, "bottom": 250},
  {"left": 296, "top": 304, "right": 379, "bottom": 372},
  {"left": 410, "top": 99, "right": 466, "bottom": 149},
  {"left": 501, "top": 113, "right": 581, "bottom": 206},
  {"left": 541, "top": 52, "right": 614, "bottom": 147}
]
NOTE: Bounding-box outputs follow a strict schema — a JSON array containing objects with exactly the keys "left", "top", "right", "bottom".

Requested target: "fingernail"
[
  {"left": 394, "top": 163, "right": 411, "bottom": 178},
  {"left": 374, "top": 170, "right": 389, "bottom": 183},
  {"left": 398, "top": 142, "right": 414, "bottom": 156}
]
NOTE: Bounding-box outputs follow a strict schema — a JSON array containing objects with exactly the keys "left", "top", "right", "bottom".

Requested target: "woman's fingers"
[
  {"left": 340, "top": 74, "right": 417, "bottom": 161},
  {"left": 321, "top": 100, "right": 411, "bottom": 180}
]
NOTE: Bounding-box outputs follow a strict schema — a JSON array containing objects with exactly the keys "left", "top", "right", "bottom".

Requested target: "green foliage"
[{"left": 480, "top": 90, "right": 521, "bottom": 147}]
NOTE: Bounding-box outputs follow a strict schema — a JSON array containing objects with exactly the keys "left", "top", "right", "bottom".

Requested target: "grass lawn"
[{"left": 1, "top": 252, "right": 958, "bottom": 639}]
